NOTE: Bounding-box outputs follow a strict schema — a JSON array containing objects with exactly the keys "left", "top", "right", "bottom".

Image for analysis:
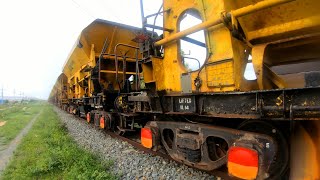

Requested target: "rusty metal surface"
[{"left": 151, "top": 87, "right": 320, "bottom": 121}]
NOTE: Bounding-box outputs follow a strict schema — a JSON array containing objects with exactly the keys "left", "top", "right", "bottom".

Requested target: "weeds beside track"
[
  {"left": 0, "top": 102, "right": 42, "bottom": 147},
  {"left": 1, "top": 104, "right": 116, "bottom": 180}
]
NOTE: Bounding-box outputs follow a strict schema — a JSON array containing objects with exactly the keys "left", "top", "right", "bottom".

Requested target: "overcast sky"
[
  {"left": 0, "top": 0, "right": 161, "bottom": 99},
  {"left": 0, "top": 0, "right": 255, "bottom": 99}
]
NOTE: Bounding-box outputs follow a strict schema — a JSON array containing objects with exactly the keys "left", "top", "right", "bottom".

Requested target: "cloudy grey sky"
[
  {"left": 0, "top": 0, "right": 255, "bottom": 99},
  {"left": 0, "top": 0, "right": 161, "bottom": 99}
]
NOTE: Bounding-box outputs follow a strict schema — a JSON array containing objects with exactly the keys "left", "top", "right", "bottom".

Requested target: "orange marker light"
[
  {"left": 228, "top": 146, "right": 259, "bottom": 180},
  {"left": 141, "top": 128, "right": 152, "bottom": 148},
  {"left": 86, "top": 113, "right": 90, "bottom": 123},
  {"left": 100, "top": 117, "right": 105, "bottom": 129}
]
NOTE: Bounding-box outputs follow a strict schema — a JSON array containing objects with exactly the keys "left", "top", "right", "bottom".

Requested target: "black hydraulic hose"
[
  {"left": 135, "top": 49, "right": 140, "bottom": 91},
  {"left": 182, "top": 56, "right": 201, "bottom": 70},
  {"left": 98, "top": 37, "right": 109, "bottom": 83},
  {"left": 197, "top": 52, "right": 211, "bottom": 77}
]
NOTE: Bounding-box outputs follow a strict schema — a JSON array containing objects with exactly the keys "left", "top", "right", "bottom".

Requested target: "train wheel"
[{"left": 238, "top": 120, "right": 289, "bottom": 179}]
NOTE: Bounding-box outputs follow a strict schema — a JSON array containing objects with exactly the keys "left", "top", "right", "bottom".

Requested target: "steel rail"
[{"left": 72, "top": 113, "right": 239, "bottom": 179}]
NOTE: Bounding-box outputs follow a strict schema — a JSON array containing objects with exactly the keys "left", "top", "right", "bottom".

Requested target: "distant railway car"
[
  {"left": 60, "top": 19, "right": 145, "bottom": 115},
  {"left": 49, "top": 73, "right": 68, "bottom": 109},
  {"left": 50, "top": 0, "right": 320, "bottom": 179}
]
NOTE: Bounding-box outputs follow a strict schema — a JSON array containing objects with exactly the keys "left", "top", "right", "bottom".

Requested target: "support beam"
[
  {"left": 154, "top": 0, "right": 295, "bottom": 47},
  {"left": 231, "top": 0, "right": 295, "bottom": 18}
]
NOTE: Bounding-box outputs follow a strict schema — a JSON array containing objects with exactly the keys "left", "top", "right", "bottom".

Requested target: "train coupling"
[{"left": 142, "top": 121, "right": 277, "bottom": 179}]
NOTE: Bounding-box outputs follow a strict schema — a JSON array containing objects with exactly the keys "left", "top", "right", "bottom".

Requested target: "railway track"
[{"left": 73, "top": 114, "right": 235, "bottom": 179}]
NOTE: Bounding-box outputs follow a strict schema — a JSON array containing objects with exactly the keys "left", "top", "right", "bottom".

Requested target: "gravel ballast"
[{"left": 54, "top": 107, "right": 216, "bottom": 179}]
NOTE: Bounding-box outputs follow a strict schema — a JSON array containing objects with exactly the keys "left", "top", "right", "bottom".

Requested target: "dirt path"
[
  {"left": 0, "top": 106, "right": 13, "bottom": 111},
  {"left": 0, "top": 110, "right": 42, "bottom": 175}
]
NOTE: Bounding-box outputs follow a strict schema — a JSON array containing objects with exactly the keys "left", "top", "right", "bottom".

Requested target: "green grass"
[
  {"left": 0, "top": 102, "right": 43, "bottom": 146},
  {"left": 1, "top": 104, "right": 115, "bottom": 180}
]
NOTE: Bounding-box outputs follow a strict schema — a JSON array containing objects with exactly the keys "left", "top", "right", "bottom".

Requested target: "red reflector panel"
[
  {"left": 141, "top": 128, "right": 152, "bottom": 148},
  {"left": 228, "top": 146, "right": 258, "bottom": 179},
  {"left": 100, "top": 117, "right": 105, "bottom": 129},
  {"left": 86, "top": 113, "right": 90, "bottom": 123}
]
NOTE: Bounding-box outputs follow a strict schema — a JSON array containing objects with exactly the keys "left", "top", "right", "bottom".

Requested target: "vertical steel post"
[{"left": 140, "top": 0, "right": 145, "bottom": 28}]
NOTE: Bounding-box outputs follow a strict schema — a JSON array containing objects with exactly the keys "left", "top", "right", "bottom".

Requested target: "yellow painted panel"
[
  {"left": 290, "top": 121, "right": 320, "bottom": 180},
  {"left": 206, "top": 61, "right": 235, "bottom": 88},
  {"left": 61, "top": 19, "right": 141, "bottom": 97},
  {"left": 224, "top": 0, "right": 320, "bottom": 44},
  {"left": 152, "top": 57, "right": 166, "bottom": 91},
  {"left": 160, "top": 0, "right": 237, "bottom": 93}
]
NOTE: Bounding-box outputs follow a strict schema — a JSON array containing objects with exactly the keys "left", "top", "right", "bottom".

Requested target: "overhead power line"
[{"left": 70, "top": 0, "right": 96, "bottom": 19}]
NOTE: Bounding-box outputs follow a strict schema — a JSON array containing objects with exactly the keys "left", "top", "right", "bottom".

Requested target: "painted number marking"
[
  {"left": 179, "top": 98, "right": 192, "bottom": 104},
  {"left": 178, "top": 98, "right": 192, "bottom": 111}
]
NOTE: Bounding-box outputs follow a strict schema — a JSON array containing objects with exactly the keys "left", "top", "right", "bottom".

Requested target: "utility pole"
[
  {"left": 1, "top": 86, "right": 3, "bottom": 104},
  {"left": 19, "top": 91, "right": 22, "bottom": 102}
]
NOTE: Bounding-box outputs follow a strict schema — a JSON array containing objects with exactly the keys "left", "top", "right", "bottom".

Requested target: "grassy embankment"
[
  {"left": 1, "top": 104, "right": 115, "bottom": 179},
  {"left": 0, "top": 102, "right": 42, "bottom": 148}
]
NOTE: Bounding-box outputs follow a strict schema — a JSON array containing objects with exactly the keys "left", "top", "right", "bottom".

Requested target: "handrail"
[
  {"left": 114, "top": 43, "right": 140, "bottom": 92},
  {"left": 98, "top": 37, "right": 109, "bottom": 84}
]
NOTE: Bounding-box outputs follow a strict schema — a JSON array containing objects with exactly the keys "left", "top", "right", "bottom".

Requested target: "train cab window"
[{"left": 179, "top": 10, "right": 207, "bottom": 72}]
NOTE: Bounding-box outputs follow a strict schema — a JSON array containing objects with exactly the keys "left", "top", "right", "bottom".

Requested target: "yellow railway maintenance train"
[{"left": 50, "top": 0, "right": 320, "bottom": 179}]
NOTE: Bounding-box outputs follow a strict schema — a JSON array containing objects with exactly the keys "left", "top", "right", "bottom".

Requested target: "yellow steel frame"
[
  {"left": 61, "top": 19, "right": 141, "bottom": 99},
  {"left": 149, "top": 0, "right": 320, "bottom": 93},
  {"left": 48, "top": 1, "right": 320, "bottom": 178}
]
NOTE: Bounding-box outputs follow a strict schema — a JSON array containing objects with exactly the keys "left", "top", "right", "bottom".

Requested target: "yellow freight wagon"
[{"left": 50, "top": 0, "right": 320, "bottom": 179}]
